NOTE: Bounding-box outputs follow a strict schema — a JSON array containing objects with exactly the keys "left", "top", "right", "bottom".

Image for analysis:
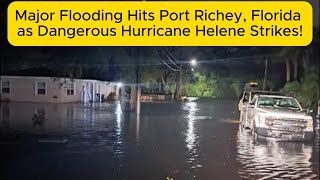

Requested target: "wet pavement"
[{"left": 0, "top": 98, "right": 319, "bottom": 180}]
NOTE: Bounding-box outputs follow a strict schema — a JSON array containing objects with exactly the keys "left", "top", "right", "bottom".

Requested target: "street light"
[{"left": 190, "top": 59, "right": 197, "bottom": 66}]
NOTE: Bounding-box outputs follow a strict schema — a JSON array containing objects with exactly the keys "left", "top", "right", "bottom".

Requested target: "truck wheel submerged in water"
[
  {"left": 251, "top": 120, "right": 257, "bottom": 139},
  {"left": 240, "top": 110, "right": 244, "bottom": 126}
]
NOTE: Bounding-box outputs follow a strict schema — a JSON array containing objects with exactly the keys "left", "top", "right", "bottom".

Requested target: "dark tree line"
[{"left": 1, "top": 26, "right": 318, "bottom": 106}]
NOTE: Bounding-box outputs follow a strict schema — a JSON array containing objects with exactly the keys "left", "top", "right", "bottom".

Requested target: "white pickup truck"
[
  {"left": 238, "top": 90, "right": 282, "bottom": 115},
  {"left": 240, "top": 94, "right": 314, "bottom": 141}
]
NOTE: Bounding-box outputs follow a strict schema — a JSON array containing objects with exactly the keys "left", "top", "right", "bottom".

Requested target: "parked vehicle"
[
  {"left": 241, "top": 94, "right": 314, "bottom": 141},
  {"left": 238, "top": 82, "right": 282, "bottom": 112},
  {"left": 238, "top": 82, "right": 258, "bottom": 112},
  {"left": 238, "top": 90, "right": 282, "bottom": 112}
]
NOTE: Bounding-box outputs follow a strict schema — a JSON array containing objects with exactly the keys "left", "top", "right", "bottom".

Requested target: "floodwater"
[{"left": 0, "top": 98, "right": 319, "bottom": 180}]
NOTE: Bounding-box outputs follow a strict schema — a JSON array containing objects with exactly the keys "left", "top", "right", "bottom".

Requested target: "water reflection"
[
  {"left": 182, "top": 97, "right": 203, "bottom": 177},
  {"left": 0, "top": 100, "right": 318, "bottom": 180},
  {"left": 236, "top": 125, "right": 319, "bottom": 179},
  {"left": 116, "top": 101, "right": 122, "bottom": 137},
  {"left": 0, "top": 102, "right": 70, "bottom": 136},
  {"left": 114, "top": 101, "right": 124, "bottom": 157},
  {"left": 0, "top": 103, "right": 11, "bottom": 135},
  {"left": 135, "top": 114, "right": 140, "bottom": 144},
  {"left": 0, "top": 102, "right": 125, "bottom": 153},
  {"left": 185, "top": 100, "right": 197, "bottom": 152}
]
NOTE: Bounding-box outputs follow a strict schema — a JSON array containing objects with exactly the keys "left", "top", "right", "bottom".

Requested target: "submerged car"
[{"left": 241, "top": 94, "right": 314, "bottom": 141}]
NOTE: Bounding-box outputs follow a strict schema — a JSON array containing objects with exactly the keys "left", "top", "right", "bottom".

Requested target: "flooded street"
[{"left": 0, "top": 98, "right": 319, "bottom": 180}]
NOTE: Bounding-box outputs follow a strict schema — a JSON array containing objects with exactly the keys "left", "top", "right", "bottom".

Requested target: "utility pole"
[
  {"left": 130, "top": 47, "right": 141, "bottom": 115},
  {"left": 263, "top": 56, "right": 268, "bottom": 91},
  {"left": 176, "top": 64, "right": 182, "bottom": 100},
  {"left": 136, "top": 47, "right": 141, "bottom": 115}
]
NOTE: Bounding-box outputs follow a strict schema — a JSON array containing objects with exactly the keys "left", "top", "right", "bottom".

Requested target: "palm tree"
[{"left": 280, "top": 26, "right": 319, "bottom": 82}]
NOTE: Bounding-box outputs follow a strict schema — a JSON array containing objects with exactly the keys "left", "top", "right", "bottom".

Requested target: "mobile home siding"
[
  {"left": 1, "top": 76, "right": 62, "bottom": 103},
  {"left": 0, "top": 76, "right": 117, "bottom": 103},
  {"left": 59, "top": 79, "right": 83, "bottom": 103}
]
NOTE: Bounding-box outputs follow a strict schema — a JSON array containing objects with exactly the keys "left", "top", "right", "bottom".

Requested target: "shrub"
[
  {"left": 280, "top": 81, "right": 301, "bottom": 97},
  {"left": 281, "top": 67, "right": 319, "bottom": 108}
]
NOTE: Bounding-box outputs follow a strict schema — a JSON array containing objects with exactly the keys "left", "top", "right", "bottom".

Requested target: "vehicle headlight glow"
[
  {"left": 265, "top": 118, "right": 274, "bottom": 126},
  {"left": 302, "top": 117, "right": 313, "bottom": 132},
  {"left": 259, "top": 115, "right": 266, "bottom": 124},
  {"left": 307, "top": 120, "right": 313, "bottom": 128}
]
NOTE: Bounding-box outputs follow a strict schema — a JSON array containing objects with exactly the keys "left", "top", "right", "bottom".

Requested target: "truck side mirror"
[{"left": 307, "top": 108, "right": 313, "bottom": 113}]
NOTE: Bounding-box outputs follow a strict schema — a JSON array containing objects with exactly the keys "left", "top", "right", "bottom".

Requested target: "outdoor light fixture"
[
  {"left": 117, "top": 82, "right": 122, "bottom": 87},
  {"left": 191, "top": 68, "right": 194, "bottom": 71},
  {"left": 190, "top": 59, "right": 197, "bottom": 66}
]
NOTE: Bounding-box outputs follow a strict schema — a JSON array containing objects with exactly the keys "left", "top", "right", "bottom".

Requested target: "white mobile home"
[{"left": 0, "top": 76, "right": 119, "bottom": 103}]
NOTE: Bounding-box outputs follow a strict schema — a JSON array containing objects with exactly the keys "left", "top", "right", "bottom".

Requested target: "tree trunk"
[
  {"left": 130, "top": 48, "right": 141, "bottom": 114},
  {"left": 286, "top": 59, "right": 291, "bottom": 82},
  {"left": 130, "top": 85, "right": 137, "bottom": 110},
  {"left": 262, "top": 57, "right": 268, "bottom": 91},
  {"left": 175, "top": 66, "right": 181, "bottom": 100},
  {"left": 302, "top": 48, "right": 310, "bottom": 71},
  {"left": 293, "top": 59, "right": 298, "bottom": 81},
  {"left": 161, "top": 76, "right": 166, "bottom": 86}
]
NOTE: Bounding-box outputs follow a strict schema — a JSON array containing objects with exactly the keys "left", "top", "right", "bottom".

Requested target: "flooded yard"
[{"left": 0, "top": 98, "right": 319, "bottom": 180}]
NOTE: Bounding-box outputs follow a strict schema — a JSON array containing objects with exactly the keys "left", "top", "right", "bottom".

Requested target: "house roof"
[
  {"left": 2, "top": 67, "right": 58, "bottom": 77},
  {"left": 1, "top": 67, "right": 114, "bottom": 82}
]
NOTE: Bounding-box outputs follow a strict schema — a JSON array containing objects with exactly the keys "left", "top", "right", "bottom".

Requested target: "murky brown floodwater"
[{"left": 0, "top": 98, "right": 319, "bottom": 180}]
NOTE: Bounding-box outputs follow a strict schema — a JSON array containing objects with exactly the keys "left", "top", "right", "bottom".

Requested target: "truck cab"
[
  {"left": 238, "top": 82, "right": 282, "bottom": 126},
  {"left": 242, "top": 94, "right": 314, "bottom": 141},
  {"left": 238, "top": 82, "right": 259, "bottom": 112}
]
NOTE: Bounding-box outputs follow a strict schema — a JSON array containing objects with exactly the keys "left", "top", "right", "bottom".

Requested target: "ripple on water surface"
[{"left": 236, "top": 125, "right": 319, "bottom": 180}]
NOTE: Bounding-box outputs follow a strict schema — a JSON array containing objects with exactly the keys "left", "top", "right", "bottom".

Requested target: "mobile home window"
[
  {"left": 1, "top": 80, "right": 10, "bottom": 94},
  {"left": 67, "top": 82, "right": 75, "bottom": 95},
  {"left": 36, "top": 82, "right": 46, "bottom": 95}
]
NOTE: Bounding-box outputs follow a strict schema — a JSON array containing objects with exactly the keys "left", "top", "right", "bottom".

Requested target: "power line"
[
  {"left": 163, "top": 47, "right": 181, "bottom": 63},
  {"left": 3, "top": 54, "right": 281, "bottom": 67},
  {"left": 198, "top": 54, "right": 278, "bottom": 64},
  {"left": 159, "top": 57, "right": 179, "bottom": 72},
  {"left": 154, "top": 50, "right": 179, "bottom": 71},
  {"left": 160, "top": 48, "right": 180, "bottom": 68},
  {"left": 123, "top": 82, "right": 176, "bottom": 86}
]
